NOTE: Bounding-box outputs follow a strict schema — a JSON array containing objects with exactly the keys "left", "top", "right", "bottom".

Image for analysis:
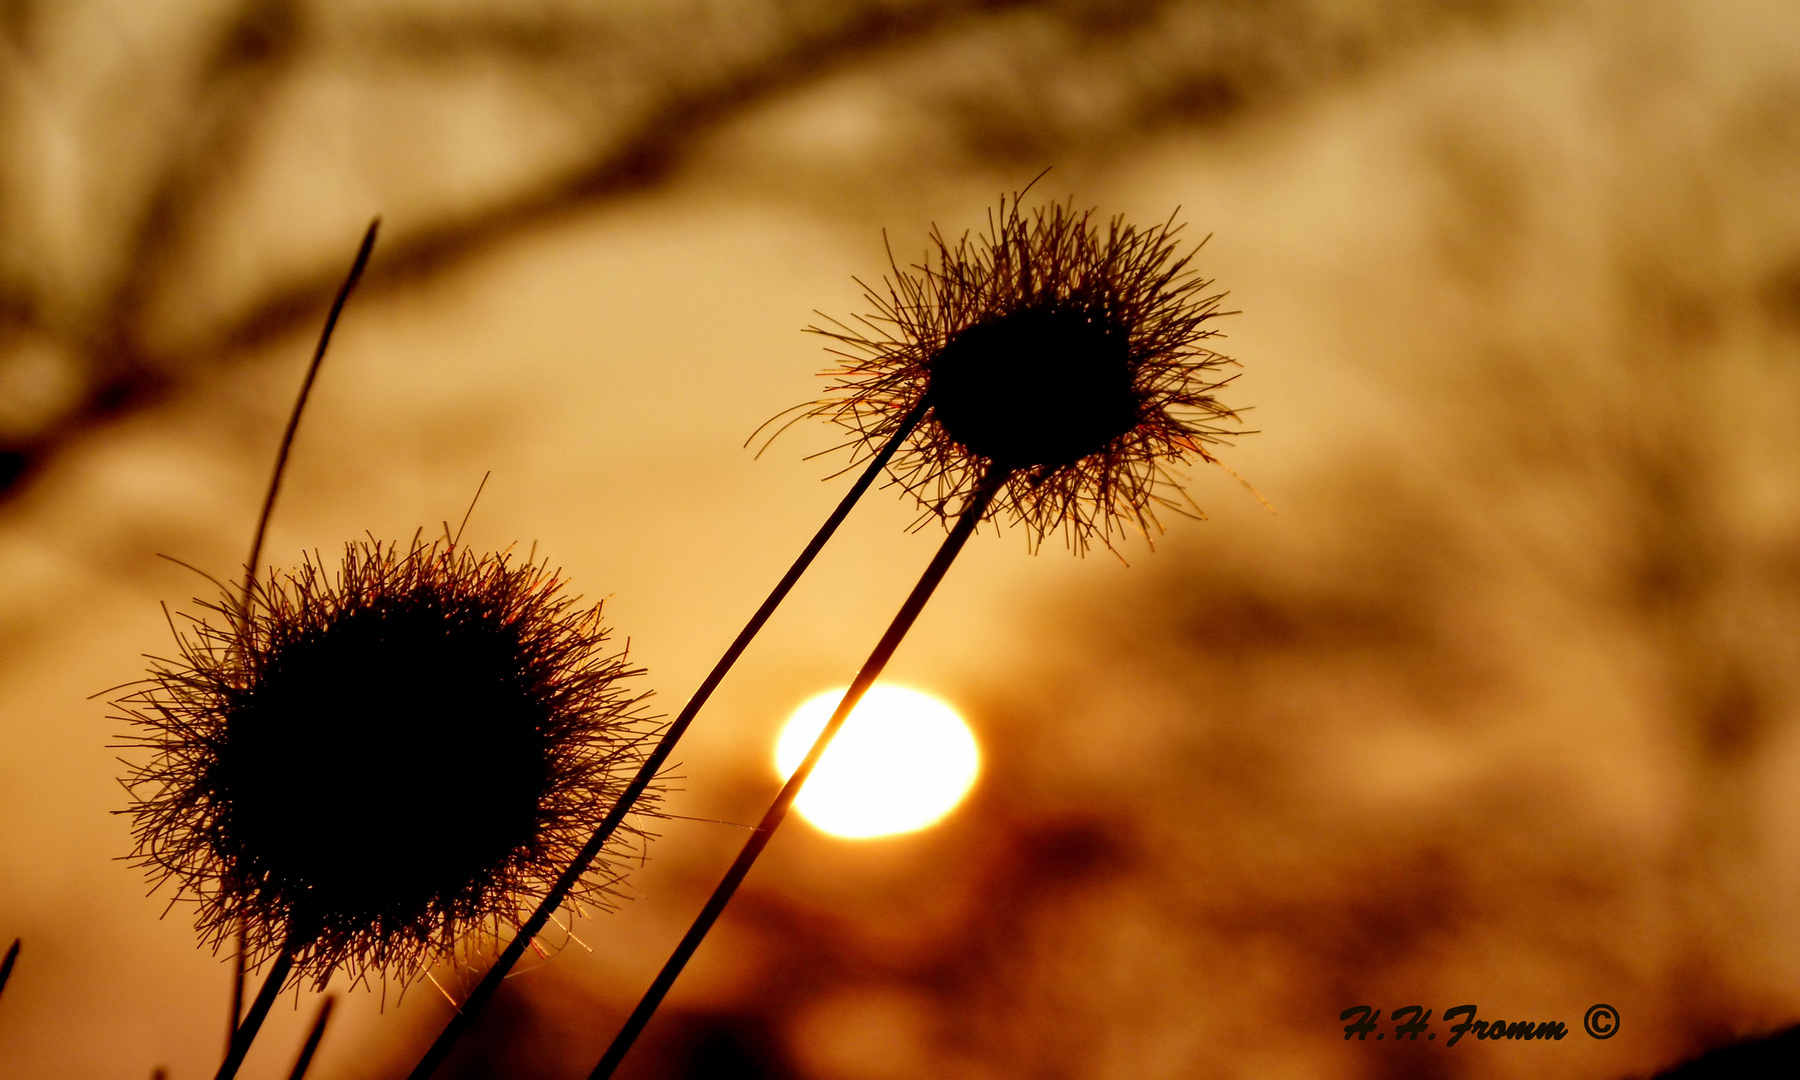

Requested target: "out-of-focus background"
[{"left": 4, "top": 1, "right": 1800, "bottom": 1077}]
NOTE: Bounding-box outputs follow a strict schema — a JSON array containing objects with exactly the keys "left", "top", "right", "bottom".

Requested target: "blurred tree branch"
[{"left": 0, "top": 0, "right": 1523, "bottom": 499}]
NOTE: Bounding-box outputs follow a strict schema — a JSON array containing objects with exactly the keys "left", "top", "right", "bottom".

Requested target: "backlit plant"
[
  {"left": 804, "top": 195, "right": 1242, "bottom": 551},
  {"left": 94, "top": 196, "right": 1247, "bottom": 1080},
  {"left": 109, "top": 224, "right": 660, "bottom": 1080},
  {"left": 114, "top": 537, "right": 655, "bottom": 990}
]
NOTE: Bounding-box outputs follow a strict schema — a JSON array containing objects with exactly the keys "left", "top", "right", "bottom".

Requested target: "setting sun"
[{"left": 774, "top": 684, "right": 980, "bottom": 839}]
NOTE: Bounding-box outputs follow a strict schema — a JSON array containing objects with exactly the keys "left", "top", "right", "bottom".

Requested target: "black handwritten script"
[{"left": 1340, "top": 1005, "right": 1605, "bottom": 1045}]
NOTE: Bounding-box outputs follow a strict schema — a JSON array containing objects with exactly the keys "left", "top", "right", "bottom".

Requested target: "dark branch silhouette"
[{"left": 0, "top": 0, "right": 1526, "bottom": 500}]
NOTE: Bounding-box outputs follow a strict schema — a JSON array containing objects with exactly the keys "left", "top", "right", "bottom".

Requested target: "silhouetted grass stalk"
[
  {"left": 588, "top": 465, "right": 1006, "bottom": 1079},
  {"left": 215, "top": 935, "right": 298, "bottom": 1080},
  {"left": 0, "top": 938, "right": 18, "bottom": 1003},
  {"left": 227, "top": 929, "right": 244, "bottom": 1056},
  {"left": 220, "top": 219, "right": 378, "bottom": 1074},
  {"left": 286, "top": 995, "right": 335, "bottom": 1080},
  {"left": 242, "top": 221, "right": 379, "bottom": 611},
  {"left": 403, "top": 398, "right": 931, "bottom": 1080}
]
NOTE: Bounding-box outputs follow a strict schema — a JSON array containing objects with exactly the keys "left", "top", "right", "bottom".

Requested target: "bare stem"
[
  {"left": 403, "top": 399, "right": 932, "bottom": 1080},
  {"left": 286, "top": 995, "right": 336, "bottom": 1080},
  {"left": 227, "top": 927, "right": 245, "bottom": 1056},
  {"left": 587, "top": 465, "right": 1006, "bottom": 1080},
  {"left": 242, "top": 218, "right": 379, "bottom": 609},
  {"left": 215, "top": 942, "right": 297, "bottom": 1080},
  {"left": 225, "top": 216, "right": 377, "bottom": 1067},
  {"left": 0, "top": 938, "right": 18, "bottom": 1002}
]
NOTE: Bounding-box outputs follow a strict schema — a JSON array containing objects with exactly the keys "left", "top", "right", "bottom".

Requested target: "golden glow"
[{"left": 774, "top": 684, "right": 980, "bottom": 839}]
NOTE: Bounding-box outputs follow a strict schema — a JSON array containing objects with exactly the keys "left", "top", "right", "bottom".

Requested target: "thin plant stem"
[
  {"left": 286, "top": 995, "right": 336, "bottom": 1080},
  {"left": 215, "top": 940, "right": 298, "bottom": 1080},
  {"left": 216, "top": 219, "right": 377, "bottom": 1078},
  {"left": 228, "top": 927, "right": 245, "bottom": 1056},
  {"left": 404, "top": 399, "right": 933, "bottom": 1080},
  {"left": 0, "top": 938, "right": 18, "bottom": 1002},
  {"left": 588, "top": 465, "right": 1006, "bottom": 1080},
  {"left": 241, "top": 218, "right": 379, "bottom": 609}
]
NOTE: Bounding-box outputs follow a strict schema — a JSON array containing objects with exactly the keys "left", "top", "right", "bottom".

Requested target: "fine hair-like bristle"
[
  {"left": 801, "top": 194, "right": 1245, "bottom": 553},
  {"left": 114, "top": 537, "right": 659, "bottom": 988}
]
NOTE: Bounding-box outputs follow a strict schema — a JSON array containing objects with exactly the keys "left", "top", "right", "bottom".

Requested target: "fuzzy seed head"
[
  {"left": 114, "top": 539, "right": 658, "bottom": 987},
  {"left": 802, "top": 196, "right": 1245, "bottom": 551}
]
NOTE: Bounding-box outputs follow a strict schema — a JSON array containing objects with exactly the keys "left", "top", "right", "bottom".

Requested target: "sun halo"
[{"left": 774, "top": 684, "right": 979, "bottom": 840}]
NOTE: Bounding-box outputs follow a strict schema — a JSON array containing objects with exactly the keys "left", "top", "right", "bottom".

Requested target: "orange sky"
[{"left": 5, "top": 2, "right": 1800, "bottom": 1078}]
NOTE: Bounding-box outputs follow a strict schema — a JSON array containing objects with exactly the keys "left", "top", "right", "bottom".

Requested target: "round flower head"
[
  {"left": 803, "top": 196, "right": 1244, "bottom": 552},
  {"left": 114, "top": 538, "right": 657, "bottom": 987}
]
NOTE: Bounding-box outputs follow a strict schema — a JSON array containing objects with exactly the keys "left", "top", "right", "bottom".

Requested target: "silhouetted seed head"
[
  {"left": 114, "top": 539, "right": 658, "bottom": 987},
  {"left": 803, "top": 196, "right": 1245, "bottom": 551}
]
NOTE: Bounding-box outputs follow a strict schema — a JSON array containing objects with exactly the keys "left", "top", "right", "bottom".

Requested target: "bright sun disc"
[{"left": 775, "top": 684, "right": 979, "bottom": 839}]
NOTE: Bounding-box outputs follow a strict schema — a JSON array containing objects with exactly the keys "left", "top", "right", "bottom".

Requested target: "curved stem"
[
  {"left": 403, "top": 400, "right": 933, "bottom": 1080},
  {"left": 241, "top": 218, "right": 379, "bottom": 609},
  {"left": 215, "top": 942, "right": 297, "bottom": 1080},
  {"left": 226, "top": 217, "right": 377, "bottom": 1062},
  {"left": 588, "top": 466, "right": 1006, "bottom": 1080}
]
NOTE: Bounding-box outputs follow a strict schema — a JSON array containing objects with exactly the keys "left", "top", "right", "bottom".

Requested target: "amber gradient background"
[{"left": 4, "top": 1, "right": 1800, "bottom": 1077}]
